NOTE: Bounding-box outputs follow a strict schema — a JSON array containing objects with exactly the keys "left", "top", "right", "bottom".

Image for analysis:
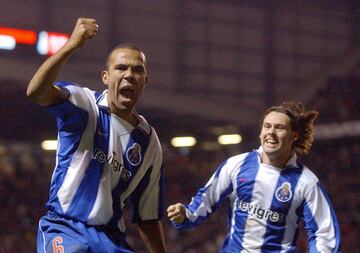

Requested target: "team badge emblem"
[
  {"left": 275, "top": 182, "right": 292, "bottom": 202},
  {"left": 126, "top": 143, "right": 142, "bottom": 166}
]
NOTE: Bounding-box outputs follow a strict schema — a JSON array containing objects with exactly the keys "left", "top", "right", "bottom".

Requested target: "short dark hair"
[
  {"left": 112, "top": 43, "right": 143, "bottom": 52},
  {"left": 262, "top": 101, "right": 319, "bottom": 156},
  {"left": 105, "top": 43, "right": 147, "bottom": 70}
]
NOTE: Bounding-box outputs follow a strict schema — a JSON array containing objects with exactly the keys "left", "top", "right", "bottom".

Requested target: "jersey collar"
[
  {"left": 96, "top": 90, "right": 152, "bottom": 136},
  {"left": 255, "top": 146, "right": 298, "bottom": 169}
]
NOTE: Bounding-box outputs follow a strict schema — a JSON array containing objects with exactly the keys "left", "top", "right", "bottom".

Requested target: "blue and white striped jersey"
[
  {"left": 173, "top": 148, "right": 340, "bottom": 252},
  {"left": 45, "top": 82, "right": 164, "bottom": 233}
]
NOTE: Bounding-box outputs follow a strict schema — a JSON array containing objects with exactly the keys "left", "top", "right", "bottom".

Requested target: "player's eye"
[
  {"left": 115, "top": 64, "right": 129, "bottom": 71},
  {"left": 275, "top": 125, "right": 286, "bottom": 130},
  {"left": 132, "top": 65, "right": 145, "bottom": 74}
]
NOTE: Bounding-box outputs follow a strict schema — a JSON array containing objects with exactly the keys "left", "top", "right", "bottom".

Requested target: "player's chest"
[
  {"left": 92, "top": 120, "right": 150, "bottom": 188},
  {"left": 233, "top": 166, "right": 303, "bottom": 207}
]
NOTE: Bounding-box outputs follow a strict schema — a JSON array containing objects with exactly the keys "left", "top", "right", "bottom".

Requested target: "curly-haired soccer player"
[{"left": 168, "top": 101, "right": 340, "bottom": 252}]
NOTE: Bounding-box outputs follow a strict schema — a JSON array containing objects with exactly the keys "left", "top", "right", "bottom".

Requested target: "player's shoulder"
[
  {"left": 224, "top": 151, "right": 256, "bottom": 170},
  {"left": 136, "top": 114, "right": 163, "bottom": 151},
  {"left": 54, "top": 81, "right": 82, "bottom": 92},
  {"left": 137, "top": 114, "right": 154, "bottom": 135},
  {"left": 55, "top": 81, "right": 97, "bottom": 96},
  {"left": 55, "top": 81, "right": 98, "bottom": 104},
  {"left": 298, "top": 163, "right": 319, "bottom": 186},
  {"left": 136, "top": 115, "right": 163, "bottom": 161},
  {"left": 227, "top": 150, "right": 256, "bottom": 163}
]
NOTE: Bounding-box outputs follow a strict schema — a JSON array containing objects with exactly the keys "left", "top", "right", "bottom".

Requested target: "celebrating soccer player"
[
  {"left": 167, "top": 101, "right": 341, "bottom": 252},
  {"left": 27, "top": 17, "right": 166, "bottom": 253}
]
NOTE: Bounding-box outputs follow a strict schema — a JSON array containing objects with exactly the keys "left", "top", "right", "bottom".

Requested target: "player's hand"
[
  {"left": 167, "top": 203, "right": 186, "bottom": 223},
  {"left": 66, "top": 17, "right": 99, "bottom": 50}
]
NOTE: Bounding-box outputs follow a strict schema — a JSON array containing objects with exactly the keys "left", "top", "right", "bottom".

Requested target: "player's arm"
[
  {"left": 302, "top": 183, "right": 341, "bottom": 252},
  {"left": 137, "top": 220, "right": 167, "bottom": 253},
  {"left": 26, "top": 17, "right": 99, "bottom": 107},
  {"left": 167, "top": 160, "right": 233, "bottom": 229},
  {"left": 130, "top": 146, "right": 166, "bottom": 252}
]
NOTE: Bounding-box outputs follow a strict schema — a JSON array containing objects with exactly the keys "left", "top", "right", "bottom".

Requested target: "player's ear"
[{"left": 101, "top": 70, "right": 109, "bottom": 86}]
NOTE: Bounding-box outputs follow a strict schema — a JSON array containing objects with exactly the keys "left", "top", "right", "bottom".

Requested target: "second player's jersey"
[
  {"left": 45, "top": 82, "right": 164, "bottom": 233},
  {"left": 173, "top": 148, "right": 340, "bottom": 252}
]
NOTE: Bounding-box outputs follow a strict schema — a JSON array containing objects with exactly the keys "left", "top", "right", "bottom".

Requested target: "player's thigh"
[
  {"left": 37, "top": 232, "right": 90, "bottom": 253},
  {"left": 89, "top": 228, "right": 134, "bottom": 253},
  {"left": 37, "top": 215, "right": 90, "bottom": 253}
]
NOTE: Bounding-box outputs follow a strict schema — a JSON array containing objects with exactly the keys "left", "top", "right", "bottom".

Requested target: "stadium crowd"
[{"left": 0, "top": 75, "right": 359, "bottom": 252}]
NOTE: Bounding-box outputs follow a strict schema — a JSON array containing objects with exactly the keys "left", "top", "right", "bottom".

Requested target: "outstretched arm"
[
  {"left": 26, "top": 17, "right": 99, "bottom": 106},
  {"left": 167, "top": 160, "right": 233, "bottom": 230},
  {"left": 137, "top": 220, "right": 167, "bottom": 253}
]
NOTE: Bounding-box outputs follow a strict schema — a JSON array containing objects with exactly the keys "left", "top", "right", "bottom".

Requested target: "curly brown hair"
[{"left": 262, "top": 101, "right": 319, "bottom": 156}]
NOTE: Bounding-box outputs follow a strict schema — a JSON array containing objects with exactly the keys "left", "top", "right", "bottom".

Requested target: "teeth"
[{"left": 266, "top": 140, "right": 276, "bottom": 144}]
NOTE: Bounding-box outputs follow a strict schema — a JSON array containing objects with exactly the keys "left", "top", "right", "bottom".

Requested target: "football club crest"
[
  {"left": 275, "top": 182, "right": 292, "bottom": 202},
  {"left": 126, "top": 143, "right": 142, "bottom": 166}
]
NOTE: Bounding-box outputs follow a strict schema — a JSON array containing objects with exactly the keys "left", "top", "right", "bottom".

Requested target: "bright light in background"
[
  {"left": 0, "top": 26, "right": 69, "bottom": 55},
  {"left": 37, "top": 31, "right": 69, "bottom": 55},
  {"left": 218, "top": 134, "right": 242, "bottom": 145},
  {"left": 0, "top": 27, "right": 37, "bottom": 45},
  {"left": 171, "top": 136, "right": 197, "bottom": 147},
  {"left": 0, "top": 35, "right": 16, "bottom": 50},
  {"left": 41, "top": 140, "right": 57, "bottom": 151},
  {"left": 36, "top": 31, "right": 48, "bottom": 55}
]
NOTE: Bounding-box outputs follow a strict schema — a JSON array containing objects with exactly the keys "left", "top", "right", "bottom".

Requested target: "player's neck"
[
  {"left": 111, "top": 108, "right": 139, "bottom": 127},
  {"left": 261, "top": 152, "right": 290, "bottom": 168}
]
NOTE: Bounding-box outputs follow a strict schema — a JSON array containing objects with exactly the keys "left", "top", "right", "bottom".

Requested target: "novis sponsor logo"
[
  {"left": 237, "top": 199, "right": 285, "bottom": 223},
  {"left": 92, "top": 149, "right": 132, "bottom": 181}
]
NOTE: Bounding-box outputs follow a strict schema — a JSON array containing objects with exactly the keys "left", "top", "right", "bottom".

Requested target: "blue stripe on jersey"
[
  {"left": 66, "top": 107, "right": 110, "bottom": 221},
  {"left": 108, "top": 128, "right": 151, "bottom": 227},
  {"left": 225, "top": 152, "right": 260, "bottom": 251},
  {"left": 302, "top": 182, "right": 341, "bottom": 253},
  {"left": 46, "top": 100, "right": 89, "bottom": 213},
  {"left": 261, "top": 164, "right": 303, "bottom": 252},
  {"left": 130, "top": 165, "right": 154, "bottom": 222},
  {"left": 291, "top": 216, "right": 301, "bottom": 249},
  {"left": 318, "top": 183, "right": 341, "bottom": 252},
  {"left": 303, "top": 201, "right": 318, "bottom": 252},
  {"left": 212, "top": 161, "right": 234, "bottom": 212},
  {"left": 94, "top": 90, "right": 101, "bottom": 101}
]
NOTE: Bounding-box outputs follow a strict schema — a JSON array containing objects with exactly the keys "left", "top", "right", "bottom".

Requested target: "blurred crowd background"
[{"left": 0, "top": 73, "right": 359, "bottom": 252}]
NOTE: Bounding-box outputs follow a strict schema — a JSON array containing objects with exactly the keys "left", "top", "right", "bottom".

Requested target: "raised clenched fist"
[{"left": 66, "top": 17, "right": 99, "bottom": 49}]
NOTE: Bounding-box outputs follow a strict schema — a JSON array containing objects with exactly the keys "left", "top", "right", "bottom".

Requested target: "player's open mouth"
[
  {"left": 120, "top": 86, "right": 134, "bottom": 98},
  {"left": 265, "top": 138, "right": 278, "bottom": 146},
  {"left": 265, "top": 139, "right": 277, "bottom": 144}
]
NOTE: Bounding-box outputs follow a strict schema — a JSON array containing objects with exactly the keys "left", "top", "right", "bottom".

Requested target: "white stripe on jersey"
[
  {"left": 241, "top": 163, "right": 283, "bottom": 251},
  {"left": 300, "top": 168, "right": 338, "bottom": 252},
  {"left": 57, "top": 86, "right": 98, "bottom": 213}
]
